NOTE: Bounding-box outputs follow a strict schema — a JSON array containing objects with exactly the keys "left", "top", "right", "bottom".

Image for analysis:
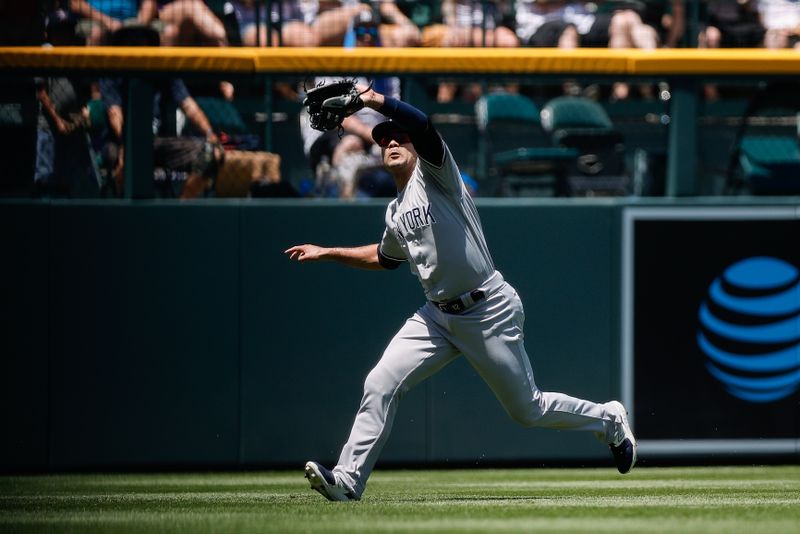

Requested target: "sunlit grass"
[{"left": 1, "top": 465, "right": 798, "bottom": 533}]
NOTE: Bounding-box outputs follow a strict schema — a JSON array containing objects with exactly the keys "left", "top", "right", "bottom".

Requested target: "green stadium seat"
[
  {"left": 541, "top": 96, "right": 615, "bottom": 131},
  {"left": 727, "top": 82, "right": 800, "bottom": 195},
  {"left": 738, "top": 136, "right": 800, "bottom": 195},
  {"left": 540, "top": 96, "right": 628, "bottom": 196},
  {"left": 194, "top": 96, "right": 250, "bottom": 135},
  {"left": 475, "top": 92, "right": 578, "bottom": 196}
]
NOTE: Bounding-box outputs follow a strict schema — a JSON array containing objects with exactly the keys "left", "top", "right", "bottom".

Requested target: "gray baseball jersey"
[
  {"left": 378, "top": 144, "right": 494, "bottom": 302},
  {"left": 328, "top": 127, "right": 629, "bottom": 501}
]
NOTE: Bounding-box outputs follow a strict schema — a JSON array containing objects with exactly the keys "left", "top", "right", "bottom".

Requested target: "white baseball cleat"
[
  {"left": 607, "top": 400, "right": 637, "bottom": 474},
  {"left": 304, "top": 461, "right": 357, "bottom": 501}
]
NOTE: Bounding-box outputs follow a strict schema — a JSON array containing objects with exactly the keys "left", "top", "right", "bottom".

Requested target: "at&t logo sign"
[{"left": 697, "top": 256, "right": 800, "bottom": 403}]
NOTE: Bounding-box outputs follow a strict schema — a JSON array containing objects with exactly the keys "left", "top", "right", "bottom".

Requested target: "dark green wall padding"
[{"left": 1, "top": 199, "right": 629, "bottom": 471}]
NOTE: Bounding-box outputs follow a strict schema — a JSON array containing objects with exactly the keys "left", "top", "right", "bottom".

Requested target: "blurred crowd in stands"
[
  {"left": 28, "top": 1, "right": 800, "bottom": 52},
  {"left": 4, "top": 1, "right": 800, "bottom": 199}
]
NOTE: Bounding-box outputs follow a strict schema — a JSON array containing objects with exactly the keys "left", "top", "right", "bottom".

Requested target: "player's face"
[{"left": 379, "top": 133, "right": 417, "bottom": 172}]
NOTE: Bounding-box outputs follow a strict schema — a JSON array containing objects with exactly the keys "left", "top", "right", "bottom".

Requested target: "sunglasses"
[{"left": 377, "top": 132, "right": 411, "bottom": 148}]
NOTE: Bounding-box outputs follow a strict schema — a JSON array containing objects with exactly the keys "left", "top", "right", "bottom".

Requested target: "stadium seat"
[
  {"left": 726, "top": 82, "right": 800, "bottom": 195},
  {"left": 737, "top": 136, "right": 800, "bottom": 195},
  {"left": 475, "top": 92, "right": 578, "bottom": 196},
  {"left": 194, "top": 97, "right": 250, "bottom": 136},
  {"left": 540, "top": 96, "right": 628, "bottom": 196}
]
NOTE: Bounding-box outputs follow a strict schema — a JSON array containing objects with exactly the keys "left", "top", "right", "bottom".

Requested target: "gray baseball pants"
[{"left": 332, "top": 271, "right": 626, "bottom": 498}]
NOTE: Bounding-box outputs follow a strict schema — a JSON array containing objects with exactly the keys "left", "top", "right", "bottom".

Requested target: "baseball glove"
[{"left": 303, "top": 79, "right": 367, "bottom": 132}]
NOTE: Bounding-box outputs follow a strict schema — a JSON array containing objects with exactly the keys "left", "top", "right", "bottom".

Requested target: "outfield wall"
[{"left": 2, "top": 199, "right": 798, "bottom": 471}]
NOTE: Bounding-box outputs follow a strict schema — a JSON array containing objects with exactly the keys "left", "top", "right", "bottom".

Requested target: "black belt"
[{"left": 433, "top": 289, "right": 486, "bottom": 314}]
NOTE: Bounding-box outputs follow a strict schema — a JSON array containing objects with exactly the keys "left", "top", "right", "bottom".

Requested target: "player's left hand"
[{"left": 284, "top": 244, "right": 327, "bottom": 263}]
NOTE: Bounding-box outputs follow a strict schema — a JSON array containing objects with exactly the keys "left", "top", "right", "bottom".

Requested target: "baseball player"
[{"left": 285, "top": 85, "right": 636, "bottom": 502}]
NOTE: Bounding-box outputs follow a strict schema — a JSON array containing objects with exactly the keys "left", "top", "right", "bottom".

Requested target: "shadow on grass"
[{"left": 373, "top": 495, "right": 561, "bottom": 503}]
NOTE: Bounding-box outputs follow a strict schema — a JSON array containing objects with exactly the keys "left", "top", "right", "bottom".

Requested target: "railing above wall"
[
  {"left": 3, "top": 47, "right": 799, "bottom": 197},
  {"left": 3, "top": 47, "right": 800, "bottom": 74}
]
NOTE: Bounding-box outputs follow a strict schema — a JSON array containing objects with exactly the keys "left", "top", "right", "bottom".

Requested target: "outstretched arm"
[
  {"left": 360, "top": 86, "right": 445, "bottom": 166},
  {"left": 284, "top": 243, "right": 384, "bottom": 271}
]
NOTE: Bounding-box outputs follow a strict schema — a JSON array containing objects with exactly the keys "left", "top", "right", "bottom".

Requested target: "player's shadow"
[{"left": 384, "top": 495, "right": 558, "bottom": 503}]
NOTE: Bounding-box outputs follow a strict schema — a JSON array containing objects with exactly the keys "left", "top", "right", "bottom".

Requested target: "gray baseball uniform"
[{"left": 330, "top": 122, "right": 627, "bottom": 499}]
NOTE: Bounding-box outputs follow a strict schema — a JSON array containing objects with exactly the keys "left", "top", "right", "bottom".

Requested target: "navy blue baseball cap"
[{"left": 371, "top": 121, "right": 408, "bottom": 146}]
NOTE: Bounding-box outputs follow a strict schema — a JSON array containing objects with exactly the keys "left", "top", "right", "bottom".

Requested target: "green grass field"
[{"left": 1, "top": 465, "right": 799, "bottom": 533}]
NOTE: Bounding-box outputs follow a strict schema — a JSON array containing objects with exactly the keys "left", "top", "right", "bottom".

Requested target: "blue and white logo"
[{"left": 697, "top": 256, "right": 800, "bottom": 403}]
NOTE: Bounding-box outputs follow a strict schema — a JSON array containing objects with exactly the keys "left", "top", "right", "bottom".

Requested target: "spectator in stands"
[
  {"left": 588, "top": 2, "right": 662, "bottom": 50},
  {"left": 233, "top": 1, "right": 418, "bottom": 48},
  {"left": 585, "top": 1, "right": 662, "bottom": 100},
  {"left": 316, "top": 0, "right": 420, "bottom": 47},
  {"left": 515, "top": 1, "right": 682, "bottom": 99},
  {"left": 96, "top": 25, "right": 224, "bottom": 198},
  {"left": 515, "top": 0, "right": 581, "bottom": 48},
  {"left": 374, "top": 0, "right": 422, "bottom": 46},
  {"left": 35, "top": 79, "right": 94, "bottom": 196},
  {"left": 101, "top": 75, "right": 224, "bottom": 198},
  {"left": 69, "top": 0, "right": 159, "bottom": 45},
  {"left": 157, "top": 1, "right": 233, "bottom": 100},
  {"left": 699, "top": 0, "right": 767, "bottom": 100},
  {"left": 233, "top": 0, "right": 318, "bottom": 46},
  {"left": 158, "top": 0, "right": 228, "bottom": 46},
  {"left": 300, "top": 12, "right": 399, "bottom": 198},
  {"left": 758, "top": 0, "right": 800, "bottom": 49},
  {"left": 73, "top": 1, "right": 234, "bottom": 102},
  {"left": 633, "top": 0, "right": 685, "bottom": 49},
  {"left": 420, "top": 1, "right": 518, "bottom": 102},
  {"left": 301, "top": 78, "right": 400, "bottom": 198},
  {"left": 595, "top": 0, "right": 684, "bottom": 99},
  {"left": 71, "top": 0, "right": 229, "bottom": 47},
  {"left": 35, "top": 11, "right": 96, "bottom": 196},
  {"left": 700, "top": 0, "right": 766, "bottom": 49},
  {"left": 515, "top": 0, "right": 676, "bottom": 51},
  {"left": 422, "top": 0, "right": 518, "bottom": 47}
]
